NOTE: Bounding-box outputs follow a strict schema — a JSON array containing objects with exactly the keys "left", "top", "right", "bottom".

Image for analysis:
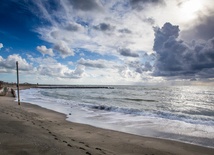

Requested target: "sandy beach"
[{"left": 0, "top": 96, "right": 214, "bottom": 155}]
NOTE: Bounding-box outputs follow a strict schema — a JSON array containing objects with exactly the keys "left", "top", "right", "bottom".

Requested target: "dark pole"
[{"left": 16, "top": 61, "right": 20, "bottom": 105}]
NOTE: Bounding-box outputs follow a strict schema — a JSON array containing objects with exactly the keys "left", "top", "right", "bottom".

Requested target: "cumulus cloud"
[
  {"left": 0, "top": 54, "right": 33, "bottom": 72},
  {"left": 38, "top": 63, "right": 84, "bottom": 79},
  {"left": 118, "top": 48, "right": 139, "bottom": 57},
  {"left": 28, "top": 56, "right": 85, "bottom": 79},
  {"left": 153, "top": 22, "right": 214, "bottom": 79},
  {"left": 153, "top": 22, "right": 179, "bottom": 51},
  {"left": 37, "top": 45, "right": 54, "bottom": 56},
  {"left": 128, "top": 60, "right": 152, "bottom": 73},
  {"left": 78, "top": 58, "right": 109, "bottom": 68},
  {"left": 0, "top": 43, "right": 3, "bottom": 49},
  {"left": 118, "top": 65, "right": 138, "bottom": 79},
  {"left": 65, "top": 65, "right": 85, "bottom": 78},
  {"left": 54, "top": 41, "right": 74, "bottom": 58}
]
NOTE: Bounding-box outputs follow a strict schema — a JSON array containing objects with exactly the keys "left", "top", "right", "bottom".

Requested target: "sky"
[{"left": 0, "top": 0, "right": 214, "bottom": 85}]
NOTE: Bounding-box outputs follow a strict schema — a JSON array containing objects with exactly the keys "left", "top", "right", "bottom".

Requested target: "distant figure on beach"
[
  {"left": 0, "top": 81, "right": 3, "bottom": 89},
  {"left": 11, "top": 88, "right": 16, "bottom": 97}
]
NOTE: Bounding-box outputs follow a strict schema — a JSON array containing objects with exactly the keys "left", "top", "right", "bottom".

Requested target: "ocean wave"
[
  {"left": 84, "top": 104, "right": 214, "bottom": 126},
  {"left": 124, "top": 98, "right": 157, "bottom": 102}
]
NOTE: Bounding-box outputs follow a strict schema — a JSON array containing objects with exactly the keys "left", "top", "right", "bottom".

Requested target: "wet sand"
[{"left": 0, "top": 96, "right": 214, "bottom": 155}]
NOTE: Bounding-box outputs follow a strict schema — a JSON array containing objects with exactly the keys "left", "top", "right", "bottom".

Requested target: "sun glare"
[{"left": 179, "top": 0, "right": 203, "bottom": 21}]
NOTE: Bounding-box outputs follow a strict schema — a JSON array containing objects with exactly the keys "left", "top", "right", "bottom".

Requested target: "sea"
[{"left": 19, "top": 85, "right": 214, "bottom": 148}]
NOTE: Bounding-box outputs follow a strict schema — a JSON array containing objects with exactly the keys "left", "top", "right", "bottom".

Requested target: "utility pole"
[{"left": 16, "top": 61, "right": 20, "bottom": 105}]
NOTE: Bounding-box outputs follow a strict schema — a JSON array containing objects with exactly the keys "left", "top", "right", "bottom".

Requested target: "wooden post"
[{"left": 16, "top": 61, "right": 20, "bottom": 105}]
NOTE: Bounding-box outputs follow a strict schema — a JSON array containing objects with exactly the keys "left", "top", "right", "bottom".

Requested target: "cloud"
[
  {"left": 0, "top": 43, "right": 3, "bottom": 49},
  {"left": 118, "top": 65, "right": 139, "bottom": 79},
  {"left": 0, "top": 54, "right": 33, "bottom": 72},
  {"left": 37, "top": 45, "right": 54, "bottom": 56},
  {"left": 38, "top": 63, "right": 84, "bottom": 79},
  {"left": 128, "top": 60, "right": 152, "bottom": 73},
  {"left": 130, "top": 0, "right": 165, "bottom": 10},
  {"left": 64, "top": 22, "right": 84, "bottom": 32},
  {"left": 67, "top": 0, "right": 102, "bottom": 12},
  {"left": 31, "top": 0, "right": 156, "bottom": 58},
  {"left": 28, "top": 56, "right": 85, "bottom": 79},
  {"left": 181, "top": 14, "right": 214, "bottom": 41},
  {"left": 65, "top": 65, "right": 85, "bottom": 78},
  {"left": 118, "top": 48, "right": 139, "bottom": 57},
  {"left": 54, "top": 41, "right": 74, "bottom": 58},
  {"left": 143, "top": 17, "right": 155, "bottom": 25},
  {"left": 78, "top": 58, "right": 108, "bottom": 68},
  {"left": 93, "top": 23, "right": 115, "bottom": 32},
  {"left": 118, "top": 28, "right": 132, "bottom": 34},
  {"left": 153, "top": 22, "right": 179, "bottom": 51},
  {"left": 153, "top": 22, "right": 214, "bottom": 79}
]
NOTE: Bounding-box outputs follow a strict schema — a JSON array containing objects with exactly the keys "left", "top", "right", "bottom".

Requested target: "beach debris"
[{"left": 0, "top": 87, "right": 9, "bottom": 96}]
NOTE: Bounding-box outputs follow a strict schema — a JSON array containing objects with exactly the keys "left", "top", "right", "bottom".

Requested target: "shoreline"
[
  {"left": 0, "top": 96, "right": 214, "bottom": 155},
  {"left": 19, "top": 87, "right": 214, "bottom": 149}
]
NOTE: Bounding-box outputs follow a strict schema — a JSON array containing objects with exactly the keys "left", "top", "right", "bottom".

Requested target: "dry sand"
[{"left": 0, "top": 96, "right": 214, "bottom": 155}]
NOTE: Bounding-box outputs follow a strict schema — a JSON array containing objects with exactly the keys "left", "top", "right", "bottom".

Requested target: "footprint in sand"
[
  {"left": 63, "top": 140, "right": 68, "bottom": 143},
  {"left": 79, "top": 142, "right": 85, "bottom": 144},
  {"left": 67, "top": 144, "right": 72, "bottom": 147},
  {"left": 79, "top": 147, "right": 86, "bottom": 151},
  {"left": 95, "top": 147, "right": 107, "bottom": 154},
  {"left": 95, "top": 148, "right": 102, "bottom": 151}
]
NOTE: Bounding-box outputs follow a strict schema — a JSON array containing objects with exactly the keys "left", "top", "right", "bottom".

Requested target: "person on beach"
[{"left": 11, "top": 88, "right": 16, "bottom": 97}]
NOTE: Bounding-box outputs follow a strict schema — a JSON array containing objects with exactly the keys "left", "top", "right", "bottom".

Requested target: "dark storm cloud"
[
  {"left": 130, "top": 0, "right": 165, "bottom": 10},
  {"left": 153, "top": 22, "right": 179, "bottom": 51},
  {"left": 181, "top": 15, "right": 214, "bottom": 41},
  {"left": 67, "top": 0, "right": 101, "bottom": 11},
  {"left": 153, "top": 22, "right": 214, "bottom": 79},
  {"left": 118, "top": 48, "right": 139, "bottom": 57},
  {"left": 93, "top": 23, "right": 115, "bottom": 31}
]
